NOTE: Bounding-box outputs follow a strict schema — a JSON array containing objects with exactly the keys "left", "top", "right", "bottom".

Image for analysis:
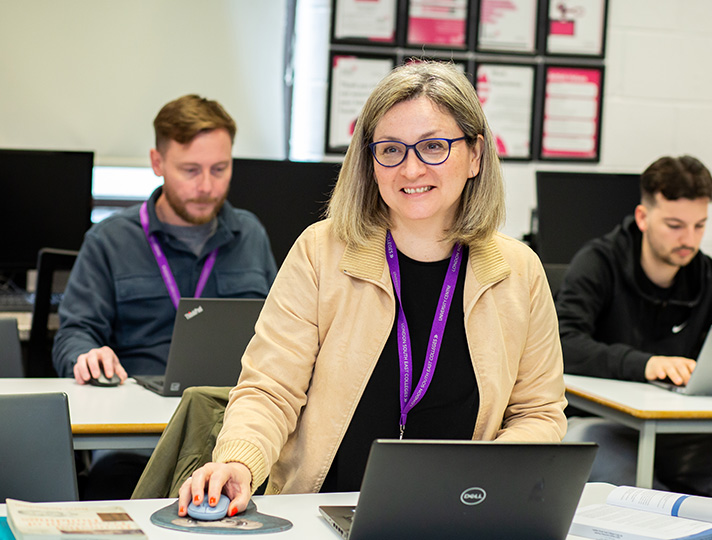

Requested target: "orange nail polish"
[
  {"left": 194, "top": 495, "right": 200, "bottom": 504},
  {"left": 179, "top": 506, "right": 185, "bottom": 515},
  {"left": 229, "top": 506, "right": 239, "bottom": 517},
  {"left": 209, "top": 497, "right": 216, "bottom": 506}
]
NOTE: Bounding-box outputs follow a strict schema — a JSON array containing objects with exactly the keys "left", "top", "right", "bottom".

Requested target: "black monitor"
[
  {"left": 228, "top": 158, "right": 341, "bottom": 265},
  {"left": 0, "top": 149, "right": 94, "bottom": 287},
  {"left": 535, "top": 171, "right": 641, "bottom": 264}
]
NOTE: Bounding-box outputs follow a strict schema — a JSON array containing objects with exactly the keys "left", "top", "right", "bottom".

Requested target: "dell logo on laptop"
[{"left": 460, "top": 487, "right": 486, "bottom": 505}]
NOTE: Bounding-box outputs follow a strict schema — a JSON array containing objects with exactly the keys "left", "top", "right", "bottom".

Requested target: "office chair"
[
  {"left": 27, "top": 248, "right": 79, "bottom": 377},
  {"left": 0, "top": 392, "right": 79, "bottom": 501},
  {"left": 0, "top": 318, "right": 24, "bottom": 377},
  {"left": 543, "top": 263, "right": 570, "bottom": 298}
]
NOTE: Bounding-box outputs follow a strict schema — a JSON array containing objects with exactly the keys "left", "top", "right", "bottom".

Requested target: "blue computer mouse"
[{"left": 187, "top": 494, "right": 230, "bottom": 521}]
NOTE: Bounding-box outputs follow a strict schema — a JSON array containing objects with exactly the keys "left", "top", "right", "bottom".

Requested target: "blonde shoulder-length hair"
[{"left": 327, "top": 60, "right": 505, "bottom": 248}]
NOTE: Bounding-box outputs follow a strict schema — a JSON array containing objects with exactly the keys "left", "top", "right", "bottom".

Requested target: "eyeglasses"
[{"left": 369, "top": 136, "right": 468, "bottom": 167}]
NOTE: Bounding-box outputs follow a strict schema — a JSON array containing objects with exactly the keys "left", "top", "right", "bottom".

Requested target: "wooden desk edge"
[
  {"left": 566, "top": 385, "right": 712, "bottom": 419},
  {"left": 72, "top": 423, "right": 167, "bottom": 435}
]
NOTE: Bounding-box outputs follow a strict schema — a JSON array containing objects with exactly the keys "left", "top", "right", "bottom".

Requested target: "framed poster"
[
  {"left": 331, "top": 0, "right": 399, "bottom": 45},
  {"left": 476, "top": 0, "right": 539, "bottom": 54},
  {"left": 539, "top": 65, "right": 604, "bottom": 161},
  {"left": 475, "top": 63, "right": 536, "bottom": 160},
  {"left": 325, "top": 54, "right": 396, "bottom": 153},
  {"left": 406, "top": 0, "right": 470, "bottom": 49},
  {"left": 545, "top": 0, "right": 608, "bottom": 57}
]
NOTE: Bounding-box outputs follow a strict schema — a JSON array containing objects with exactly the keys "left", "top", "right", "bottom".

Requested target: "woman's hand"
[{"left": 177, "top": 462, "right": 253, "bottom": 517}]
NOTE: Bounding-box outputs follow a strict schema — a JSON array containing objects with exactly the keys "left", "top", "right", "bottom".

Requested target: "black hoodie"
[{"left": 555, "top": 215, "right": 712, "bottom": 382}]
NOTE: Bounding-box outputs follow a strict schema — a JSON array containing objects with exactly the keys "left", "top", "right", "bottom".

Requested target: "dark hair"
[
  {"left": 641, "top": 155, "right": 712, "bottom": 205},
  {"left": 153, "top": 94, "right": 236, "bottom": 153}
]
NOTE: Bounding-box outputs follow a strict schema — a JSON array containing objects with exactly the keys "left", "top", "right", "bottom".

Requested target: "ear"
[
  {"left": 634, "top": 204, "right": 648, "bottom": 233},
  {"left": 149, "top": 148, "right": 164, "bottom": 177},
  {"left": 469, "top": 136, "right": 484, "bottom": 178}
]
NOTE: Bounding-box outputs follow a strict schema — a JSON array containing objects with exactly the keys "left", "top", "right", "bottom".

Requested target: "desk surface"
[
  {"left": 565, "top": 374, "right": 712, "bottom": 419},
  {"left": 0, "top": 378, "right": 180, "bottom": 449},
  {"left": 0, "top": 483, "right": 613, "bottom": 539}
]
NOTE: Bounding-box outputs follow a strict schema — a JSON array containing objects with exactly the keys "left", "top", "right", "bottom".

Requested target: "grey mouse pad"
[{"left": 151, "top": 500, "right": 292, "bottom": 534}]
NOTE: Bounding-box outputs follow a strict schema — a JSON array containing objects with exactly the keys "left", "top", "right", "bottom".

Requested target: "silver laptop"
[
  {"left": 650, "top": 329, "right": 712, "bottom": 395},
  {"left": 319, "top": 439, "right": 597, "bottom": 540},
  {"left": 134, "top": 297, "right": 264, "bottom": 397}
]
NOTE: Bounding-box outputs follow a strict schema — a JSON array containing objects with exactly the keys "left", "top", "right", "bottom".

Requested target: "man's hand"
[
  {"left": 178, "top": 462, "right": 253, "bottom": 518},
  {"left": 645, "top": 355, "right": 696, "bottom": 386},
  {"left": 73, "top": 346, "right": 128, "bottom": 384}
]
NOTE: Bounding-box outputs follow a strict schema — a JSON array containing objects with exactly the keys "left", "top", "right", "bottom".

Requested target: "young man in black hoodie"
[{"left": 557, "top": 155, "right": 712, "bottom": 495}]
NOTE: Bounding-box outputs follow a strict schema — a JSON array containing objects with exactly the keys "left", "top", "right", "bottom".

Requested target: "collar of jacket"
[{"left": 338, "top": 227, "right": 511, "bottom": 288}]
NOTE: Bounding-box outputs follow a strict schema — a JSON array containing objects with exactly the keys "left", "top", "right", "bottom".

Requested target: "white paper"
[
  {"left": 328, "top": 56, "right": 394, "bottom": 149},
  {"left": 476, "top": 63, "right": 534, "bottom": 159},
  {"left": 547, "top": 0, "right": 606, "bottom": 56},
  {"left": 478, "top": 0, "right": 538, "bottom": 53},
  {"left": 334, "top": 0, "right": 397, "bottom": 41}
]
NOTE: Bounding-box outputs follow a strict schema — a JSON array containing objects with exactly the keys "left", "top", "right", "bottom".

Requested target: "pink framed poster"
[
  {"left": 540, "top": 65, "right": 604, "bottom": 161},
  {"left": 477, "top": 0, "right": 539, "bottom": 54},
  {"left": 332, "top": 0, "right": 399, "bottom": 44},
  {"left": 476, "top": 63, "right": 536, "bottom": 160},
  {"left": 546, "top": 0, "right": 608, "bottom": 57},
  {"left": 326, "top": 54, "right": 396, "bottom": 153},
  {"left": 406, "top": 0, "right": 470, "bottom": 48}
]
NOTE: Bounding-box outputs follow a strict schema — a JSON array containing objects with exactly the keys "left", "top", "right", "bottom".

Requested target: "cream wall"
[{"left": 0, "top": 1, "right": 287, "bottom": 165}]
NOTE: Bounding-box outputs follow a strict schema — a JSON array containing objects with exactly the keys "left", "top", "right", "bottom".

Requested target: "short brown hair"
[
  {"left": 153, "top": 94, "right": 237, "bottom": 153},
  {"left": 641, "top": 155, "right": 712, "bottom": 206},
  {"left": 327, "top": 61, "right": 505, "bottom": 247}
]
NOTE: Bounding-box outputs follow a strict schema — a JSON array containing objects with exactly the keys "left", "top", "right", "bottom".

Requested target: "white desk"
[
  {"left": 565, "top": 374, "right": 712, "bottom": 488},
  {"left": 0, "top": 483, "right": 612, "bottom": 539},
  {"left": 0, "top": 378, "right": 180, "bottom": 450}
]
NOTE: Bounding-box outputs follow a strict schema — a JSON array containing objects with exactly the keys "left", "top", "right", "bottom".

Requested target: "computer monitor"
[
  {"left": 0, "top": 149, "right": 94, "bottom": 287},
  {"left": 535, "top": 171, "right": 640, "bottom": 264},
  {"left": 229, "top": 158, "right": 341, "bottom": 265}
]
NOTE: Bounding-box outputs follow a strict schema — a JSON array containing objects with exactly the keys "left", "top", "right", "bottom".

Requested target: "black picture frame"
[
  {"left": 475, "top": 0, "right": 541, "bottom": 55},
  {"left": 544, "top": 0, "right": 608, "bottom": 58},
  {"left": 330, "top": 0, "right": 401, "bottom": 46},
  {"left": 474, "top": 61, "right": 537, "bottom": 161},
  {"left": 324, "top": 52, "right": 397, "bottom": 155},
  {"left": 536, "top": 63, "right": 604, "bottom": 162},
  {"left": 404, "top": 0, "right": 473, "bottom": 50}
]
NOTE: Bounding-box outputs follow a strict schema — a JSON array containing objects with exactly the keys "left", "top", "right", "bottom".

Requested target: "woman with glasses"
[{"left": 178, "top": 61, "right": 566, "bottom": 517}]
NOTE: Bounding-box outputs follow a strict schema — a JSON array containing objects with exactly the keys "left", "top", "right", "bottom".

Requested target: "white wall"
[
  {"left": 0, "top": 1, "right": 287, "bottom": 166},
  {"left": 291, "top": 0, "right": 712, "bottom": 251}
]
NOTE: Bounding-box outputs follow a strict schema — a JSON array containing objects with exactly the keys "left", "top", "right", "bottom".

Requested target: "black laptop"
[
  {"left": 320, "top": 439, "right": 598, "bottom": 540},
  {"left": 134, "top": 297, "right": 264, "bottom": 397}
]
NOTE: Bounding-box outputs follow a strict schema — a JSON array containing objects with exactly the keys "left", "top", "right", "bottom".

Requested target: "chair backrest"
[
  {"left": 28, "top": 248, "right": 79, "bottom": 377},
  {"left": 0, "top": 318, "right": 24, "bottom": 377},
  {"left": 543, "top": 263, "right": 570, "bottom": 298},
  {"left": 0, "top": 392, "right": 78, "bottom": 501}
]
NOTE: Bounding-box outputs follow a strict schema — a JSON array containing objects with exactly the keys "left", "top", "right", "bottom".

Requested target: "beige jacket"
[{"left": 213, "top": 220, "right": 567, "bottom": 494}]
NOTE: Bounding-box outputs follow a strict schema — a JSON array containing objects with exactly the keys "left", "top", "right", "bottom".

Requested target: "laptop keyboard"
[{"left": 0, "top": 291, "right": 34, "bottom": 312}]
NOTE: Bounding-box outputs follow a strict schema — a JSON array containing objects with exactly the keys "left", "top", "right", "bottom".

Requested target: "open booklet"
[
  {"left": 5, "top": 499, "right": 147, "bottom": 540},
  {"left": 571, "top": 485, "right": 712, "bottom": 540}
]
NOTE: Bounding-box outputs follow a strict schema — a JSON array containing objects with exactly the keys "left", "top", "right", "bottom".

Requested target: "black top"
[
  {"left": 556, "top": 215, "right": 712, "bottom": 381},
  {"left": 321, "top": 247, "right": 478, "bottom": 492}
]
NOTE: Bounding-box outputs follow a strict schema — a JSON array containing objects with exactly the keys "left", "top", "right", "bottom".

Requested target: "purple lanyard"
[
  {"left": 385, "top": 231, "right": 463, "bottom": 439},
  {"left": 140, "top": 201, "right": 218, "bottom": 309}
]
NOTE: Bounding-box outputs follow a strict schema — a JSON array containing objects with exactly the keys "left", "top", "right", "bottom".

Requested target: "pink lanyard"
[
  {"left": 140, "top": 201, "right": 218, "bottom": 309},
  {"left": 385, "top": 231, "right": 463, "bottom": 439}
]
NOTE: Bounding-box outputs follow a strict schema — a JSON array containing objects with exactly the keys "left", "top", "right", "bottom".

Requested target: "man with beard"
[
  {"left": 557, "top": 155, "right": 712, "bottom": 495},
  {"left": 53, "top": 94, "right": 277, "bottom": 382}
]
